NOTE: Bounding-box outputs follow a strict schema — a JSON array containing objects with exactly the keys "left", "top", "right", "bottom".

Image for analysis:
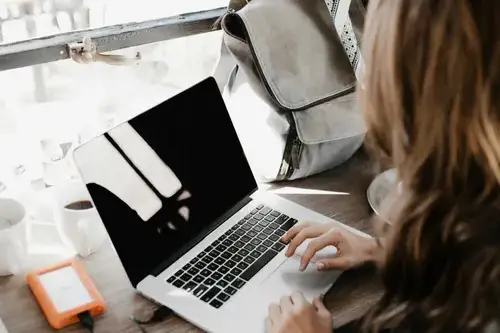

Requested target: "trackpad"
[{"left": 260, "top": 255, "right": 342, "bottom": 301}]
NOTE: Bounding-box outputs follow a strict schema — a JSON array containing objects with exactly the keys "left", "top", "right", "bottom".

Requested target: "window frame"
[{"left": 0, "top": 6, "right": 228, "bottom": 71}]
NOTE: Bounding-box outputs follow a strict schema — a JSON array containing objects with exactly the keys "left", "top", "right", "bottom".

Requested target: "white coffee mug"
[
  {"left": 0, "top": 198, "right": 28, "bottom": 276},
  {"left": 54, "top": 180, "right": 107, "bottom": 257}
]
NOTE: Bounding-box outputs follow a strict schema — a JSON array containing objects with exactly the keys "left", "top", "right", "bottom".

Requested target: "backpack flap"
[{"left": 222, "top": 0, "right": 366, "bottom": 146}]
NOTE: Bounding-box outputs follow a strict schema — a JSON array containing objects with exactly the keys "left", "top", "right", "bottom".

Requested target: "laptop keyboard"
[{"left": 165, "top": 204, "right": 298, "bottom": 309}]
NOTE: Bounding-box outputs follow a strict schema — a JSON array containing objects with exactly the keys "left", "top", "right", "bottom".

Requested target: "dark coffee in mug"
[{"left": 65, "top": 200, "right": 93, "bottom": 211}]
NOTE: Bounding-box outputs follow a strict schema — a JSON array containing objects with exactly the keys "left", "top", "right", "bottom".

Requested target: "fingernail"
[
  {"left": 317, "top": 263, "right": 325, "bottom": 270},
  {"left": 299, "top": 264, "right": 305, "bottom": 271}
]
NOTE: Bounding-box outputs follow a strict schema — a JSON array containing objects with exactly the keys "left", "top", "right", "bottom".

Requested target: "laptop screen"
[{"left": 73, "top": 78, "right": 258, "bottom": 287}]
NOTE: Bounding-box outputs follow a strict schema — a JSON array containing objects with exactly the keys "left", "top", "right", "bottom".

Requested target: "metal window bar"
[{"left": 0, "top": 6, "right": 227, "bottom": 72}]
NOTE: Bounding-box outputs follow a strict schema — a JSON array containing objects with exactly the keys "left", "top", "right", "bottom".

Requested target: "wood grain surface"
[{"left": 0, "top": 151, "right": 383, "bottom": 333}]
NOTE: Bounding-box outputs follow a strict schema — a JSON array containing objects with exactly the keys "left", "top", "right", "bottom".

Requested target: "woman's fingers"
[
  {"left": 281, "top": 222, "right": 313, "bottom": 243},
  {"left": 316, "top": 256, "right": 353, "bottom": 271},
  {"left": 285, "top": 224, "right": 332, "bottom": 257},
  {"left": 268, "top": 303, "right": 281, "bottom": 321},
  {"left": 313, "top": 297, "right": 330, "bottom": 316},
  {"left": 279, "top": 295, "right": 294, "bottom": 312},
  {"left": 299, "top": 229, "right": 341, "bottom": 270}
]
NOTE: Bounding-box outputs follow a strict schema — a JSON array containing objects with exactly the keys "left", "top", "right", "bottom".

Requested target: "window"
[{"left": 0, "top": 0, "right": 241, "bottom": 196}]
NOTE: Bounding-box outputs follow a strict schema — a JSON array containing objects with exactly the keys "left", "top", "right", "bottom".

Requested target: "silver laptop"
[{"left": 73, "top": 77, "right": 368, "bottom": 333}]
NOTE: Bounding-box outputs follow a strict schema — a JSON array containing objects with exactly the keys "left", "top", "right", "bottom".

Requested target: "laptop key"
[
  {"left": 253, "top": 225, "right": 264, "bottom": 232},
  {"left": 174, "top": 270, "right": 183, "bottom": 277},
  {"left": 238, "top": 249, "right": 249, "bottom": 257},
  {"left": 218, "top": 266, "right": 230, "bottom": 274},
  {"left": 257, "top": 233, "right": 268, "bottom": 241},
  {"left": 247, "top": 231, "right": 257, "bottom": 238},
  {"left": 237, "top": 262, "right": 249, "bottom": 270},
  {"left": 209, "top": 250, "right": 221, "bottom": 258},
  {"left": 254, "top": 213, "right": 265, "bottom": 221},
  {"left": 240, "top": 235, "right": 251, "bottom": 243},
  {"left": 243, "top": 256, "right": 256, "bottom": 264},
  {"left": 217, "top": 279, "right": 229, "bottom": 288},
  {"left": 232, "top": 279, "right": 246, "bottom": 289},
  {"left": 251, "top": 238, "right": 262, "bottom": 245},
  {"left": 210, "top": 299, "right": 224, "bottom": 309},
  {"left": 257, "top": 204, "right": 264, "bottom": 210},
  {"left": 202, "top": 256, "right": 214, "bottom": 264},
  {"left": 263, "top": 228, "right": 274, "bottom": 235},
  {"left": 180, "top": 273, "right": 193, "bottom": 282},
  {"left": 208, "top": 263, "right": 219, "bottom": 271},
  {"left": 260, "top": 207, "right": 272, "bottom": 215},
  {"left": 240, "top": 224, "right": 251, "bottom": 231},
  {"left": 244, "top": 244, "right": 255, "bottom": 251},
  {"left": 234, "top": 229, "right": 245, "bottom": 236},
  {"left": 201, "top": 286, "right": 221, "bottom": 303},
  {"left": 241, "top": 250, "right": 278, "bottom": 281},
  {"left": 195, "top": 262, "right": 207, "bottom": 270},
  {"left": 183, "top": 281, "right": 198, "bottom": 292},
  {"left": 234, "top": 240, "right": 245, "bottom": 248},
  {"left": 211, "top": 272, "right": 223, "bottom": 280},
  {"left": 258, "top": 220, "right": 270, "bottom": 227},
  {"left": 245, "top": 213, "right": 253, "bottom": 219},
  {"left": 188, "top": 267, "right": 200, "bottom": 276},
  {"left": 193, "top": 275, "right": 205, "bottom": 283},
  {"left": 247, "top": 218, "right": 258, "bottom": 226},
  {"left": 250, "top": 250, "right": 262, "bottom": 258},
  {"left": 239, "top": 218, "right": 247, "bottom": 225},
  {"left": 228, "top": 246, "right": 239, "bottom": 254},
  {"left": 270, "top": 210, "right": 281, "bottom": 217},
  {"left": 264, "top": 215, "right": 275, "bottom": 222},
  {"left": 225, "top": 286, "right": 237, "bottom": 295},
  {"left": 221, "top": 252, "right": 232, "bottom": 260},
  {"left": 268, "top": 234, "right": 280, "bottom": 242},
  {"left": 272, "top": 242, "right": 286, "bottom": 252},
  {"left": 213, "top": 240, "right": 221, "bottom": 247},
  {"left": 222, "top": 240, "right": 233, "bottom": 247},
  {"left": 182, "top": 264, "right": 191, "bottom": 271},
  {"left": 193, "top": 285, "right": 208, "bottom": 297},
  {"left": 224, "top": 260, "right": 237, "bottom": 268},
  {"left": 217, "top": 293, "right": 230, "bottom": 302},
  {"left": 280, "top": 218, "right": 298, "bottom": 231},
  {"left": 269, "top": 223, "right": 280, "bottom": 230},
  {"left": 275, "top": 215, "right": 289, "bottom": 225},
  {"left": 224, "top": 273, "right": 236, "bottom": 282},
  {"left": 214, "top": 257, "right": 226, "bottom": 265},
  {"left": 274, "top": 229, "right": 286, "bottom": 237},
  {"left": 189, "top": 258, "right": 198, "bottom": 265},
  {"left": 200, "top": 269, "right": 212, "bottom": 277},
  {"left": 173, "top": 280, "right": 184, "bottom": 288},
  {"left": 229, "top": 234, "right": 239, "bottom": 241},
  {"left": 216, "top": 245, "right": 227, "bottom": 252},
  {"left": 166, "top": 276, "right": 176, "bottom": 283},
  {"left": 263, "top": 239, "right": 274, "bottom": 247},
  {"left": 204, "top": 278, "right": 216, "bottom": 286},
  {"left": 257, "top": 245, "right": 268, "bottom": 253},
  {"left": 231, "top": 254, "right": 243, "bottom": 262},
  {"left": 230, "top": 267, "right": 243, "bottom": 276}
]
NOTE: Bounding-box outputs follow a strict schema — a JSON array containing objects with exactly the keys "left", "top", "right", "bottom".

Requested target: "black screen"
[{"left": 76, "top": 77, "right": 257, "bottom": 287}]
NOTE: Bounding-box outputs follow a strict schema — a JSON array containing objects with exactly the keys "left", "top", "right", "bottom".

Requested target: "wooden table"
[{"left": 0, "top": 152, "right": 383, "bottom": 333}]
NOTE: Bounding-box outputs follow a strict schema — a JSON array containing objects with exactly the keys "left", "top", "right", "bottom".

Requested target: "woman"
[{"left": 266, "top": 0, "right": 500, "bottom": 332}]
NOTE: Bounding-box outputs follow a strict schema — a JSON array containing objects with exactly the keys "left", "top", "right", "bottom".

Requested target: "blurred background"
[{"left": 0, "top": 0, "right": 226, "bottom": 194}]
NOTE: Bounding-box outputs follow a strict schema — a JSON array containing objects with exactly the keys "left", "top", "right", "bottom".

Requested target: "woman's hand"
[
  {"left": 266, "top": 292, "right": 332, "bottom": 333},
  {"left": 282, "top": 222, "right": 379, "bottom": 271}
]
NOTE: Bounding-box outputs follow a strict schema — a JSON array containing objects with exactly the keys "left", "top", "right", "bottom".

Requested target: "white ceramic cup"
[
  {"left": 54, "top": 180, "right": 107, "bottom": 257},
  {"left": 0, "top": 198, "right": 28, "bottom": 276}
]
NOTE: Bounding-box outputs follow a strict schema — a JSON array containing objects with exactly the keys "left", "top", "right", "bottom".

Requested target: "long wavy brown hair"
[{"left": 360, "top": 0, "right": 500, "bottom": 332}]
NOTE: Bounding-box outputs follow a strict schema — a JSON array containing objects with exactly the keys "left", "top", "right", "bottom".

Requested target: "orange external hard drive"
[{"left": 26, "top": 259, "right": 106, "bottom": 329}]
